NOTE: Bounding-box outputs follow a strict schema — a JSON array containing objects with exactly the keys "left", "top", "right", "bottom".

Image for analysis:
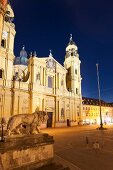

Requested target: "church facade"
[{"left": 0, "top": 3, "right": 82, "bottom": 127}]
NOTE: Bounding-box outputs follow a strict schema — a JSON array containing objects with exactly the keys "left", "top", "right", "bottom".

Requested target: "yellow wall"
[{"left": 82, "top": 104, "right": 113, "bottom": 124}]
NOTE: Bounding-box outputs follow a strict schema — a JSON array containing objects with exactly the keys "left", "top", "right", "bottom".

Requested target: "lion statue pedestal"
[
  {"left": 0, "top": 111, "right": 54, "bottom": 170},
  {"left": 0, "top": 134, "right": 54, "bottom": 170}
]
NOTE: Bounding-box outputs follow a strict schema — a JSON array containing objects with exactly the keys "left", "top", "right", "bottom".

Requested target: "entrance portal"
[
  {"left": 47, "top": 112, "right": 53, "bottom": 128},
  {"left": 67, "top": 119, "right": 70, "bottom": 127}
]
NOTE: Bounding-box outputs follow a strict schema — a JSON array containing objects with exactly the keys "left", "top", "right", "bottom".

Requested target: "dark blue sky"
[{"left": 10, "top": 0, "right": 113, "bottom": 102}]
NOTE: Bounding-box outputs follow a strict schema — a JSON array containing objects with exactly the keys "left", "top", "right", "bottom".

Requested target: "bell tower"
[
  {"left": 0, "top": 2, "right": 16, "bottom": 82},
  {"left": 64, "top": 34, "right": 82, "bottom": 97}
]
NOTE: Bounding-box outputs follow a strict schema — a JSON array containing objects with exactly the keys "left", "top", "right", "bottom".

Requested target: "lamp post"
[{"left": 96, "top": 64, "right": 103, "bottom": 129}]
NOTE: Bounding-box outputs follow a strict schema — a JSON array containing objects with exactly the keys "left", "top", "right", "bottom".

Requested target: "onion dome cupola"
[
  {"left": 65, "top": 34, "right": 78, "bottom": 58},
  {"left": 14, "top": 46, "right": 28, "bottom": 66}
]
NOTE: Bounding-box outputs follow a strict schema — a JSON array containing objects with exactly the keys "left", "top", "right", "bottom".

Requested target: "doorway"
[
  {"left": 47, "top": 112, "right": 53, "bottom": 128},
  {"left": 67, "top": 119, "right": 70, "bottom": 127}
]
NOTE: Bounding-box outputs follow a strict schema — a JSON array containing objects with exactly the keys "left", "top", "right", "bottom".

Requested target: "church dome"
[
  {"left": 14, "top": 46, "right": 28, "bottom": 66},
  {"left": 0, "top": 0, "right": 7, "bottom": 7}
]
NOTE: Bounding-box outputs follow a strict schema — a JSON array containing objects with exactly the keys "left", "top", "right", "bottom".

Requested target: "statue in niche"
[
  {"left": 61, "top": 79, "right": 64, "bottom": 86},
  {"left": 7, "top": 111, "right": 48, "bottom": 136},
  {"left": 36, "top": 72, "right": 40, "bottom": 81},
  {"left": 61, "top": 108, "right": 64, "bottom": 119}
]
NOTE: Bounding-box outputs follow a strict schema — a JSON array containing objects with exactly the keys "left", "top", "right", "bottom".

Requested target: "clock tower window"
[
  {"left": 71, "top": 52, "right": 73, "bottom": 56},
  {"left": 1, "top": 39, "right": 6, "bottom": 48},
  {"left": 76, "top": 88, "right": 78, "bottom": 94},
  {"left": 0, "top": 69, "right": 3, "bottom": 78},
  {"left": 75, "top": 69, "right": 77, "bottom": 74}
]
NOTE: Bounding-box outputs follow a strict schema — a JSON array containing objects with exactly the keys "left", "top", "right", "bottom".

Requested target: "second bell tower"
[{"left": 64, "top": 34, "right": 82, "bottom": 97}]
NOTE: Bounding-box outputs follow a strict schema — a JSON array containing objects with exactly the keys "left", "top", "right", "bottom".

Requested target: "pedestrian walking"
[
  {"left": 96, "top": 141, "right": 100, "bottom": 150},
  {"left": 93, "top": 141, "right": 100, "bottom": 153},
  {"left": 86, "top": 136, "right": 89, "bottom": 148}
]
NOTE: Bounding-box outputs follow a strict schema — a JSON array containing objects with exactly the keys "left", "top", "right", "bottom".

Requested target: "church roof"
[{"left": 82, "top": 97, "right": 113, "bottom": 107}]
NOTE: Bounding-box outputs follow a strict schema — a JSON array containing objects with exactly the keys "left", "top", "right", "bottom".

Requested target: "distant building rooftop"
[{"left": 82, "top": 97, "right": 113, "bottom": 107}]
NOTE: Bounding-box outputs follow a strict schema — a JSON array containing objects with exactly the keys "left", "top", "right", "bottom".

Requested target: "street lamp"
[{"left": 96, "top": 64, "right": 103, "bottom": 129}]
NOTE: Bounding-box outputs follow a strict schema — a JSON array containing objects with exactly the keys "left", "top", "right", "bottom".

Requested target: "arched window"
[
  {"left": 0, "top": 69, "right": 3, "bottom": 78},
  {"left": 61, "top": 108, "right": 64, "bottom": 119},
  {"left": 1, "top": 39, "right": 6, "bottom": 48},
  {"left": 71, "top": 52, "right": 73, "bottom": 56},
  {"left": 48, "top": 76, "right": 52, "bottom": 88},
  {"left": 5, "top": 11, "right": 11, "bottom": 22},
  {"left": 75, "top": 69, "right": 77, "bottom": 74},
  {"left": 15, "top": 72, "right": 18, "bottom": 80},
  {"left": 36, "top": 72, "right": 40, "bottom": 81},
  {"left": 76, "top": 88, "right": 78, "bottom": 94}
]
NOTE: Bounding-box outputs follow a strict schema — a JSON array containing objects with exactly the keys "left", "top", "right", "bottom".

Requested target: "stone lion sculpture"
[{"left": 7, "top": 111, "right": 48, "bottom": 136}]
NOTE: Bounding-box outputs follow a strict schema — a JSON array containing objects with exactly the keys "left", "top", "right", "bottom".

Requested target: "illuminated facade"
[
  {"left": 82, "top": 97, "right": 113, "bottom": 125},
  {"left": 0, "top": 3, "right": 82, "bottom": 127}
]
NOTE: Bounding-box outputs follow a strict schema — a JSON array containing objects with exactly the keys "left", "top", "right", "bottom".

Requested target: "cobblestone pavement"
[{"left": 42, "top": 125, "right": 113, "bottom": 170}]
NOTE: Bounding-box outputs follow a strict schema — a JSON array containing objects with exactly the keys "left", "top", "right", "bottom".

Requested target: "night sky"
[{"left": 10, "top": 0, "right": 113, "bottom": 102}]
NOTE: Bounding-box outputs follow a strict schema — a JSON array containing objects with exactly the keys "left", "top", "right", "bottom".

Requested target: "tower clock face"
[
  {"left": 46, "top": 58, "right": 55, "bottom": 69},
  {"left": 49, "top": 60, "right": 54, "bottom": 67}
]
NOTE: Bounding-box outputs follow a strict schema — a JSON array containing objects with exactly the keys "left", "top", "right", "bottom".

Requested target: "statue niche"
[{"left": 7, "top": 111, "right": 48, "bottom": 136}]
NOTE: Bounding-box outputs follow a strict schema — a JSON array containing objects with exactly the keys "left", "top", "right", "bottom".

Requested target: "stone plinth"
[{"left": 0, "top": 133, "right": 54, "bottom": 170}]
